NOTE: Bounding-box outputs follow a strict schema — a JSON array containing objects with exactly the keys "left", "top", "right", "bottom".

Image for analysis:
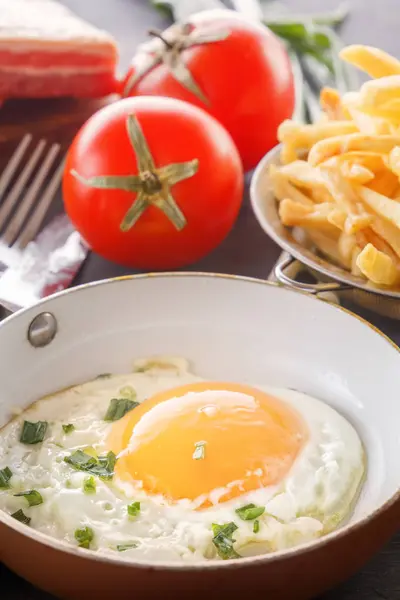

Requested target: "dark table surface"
[{"left": 2, "top": 0, "right": 400, "bottom": 598}]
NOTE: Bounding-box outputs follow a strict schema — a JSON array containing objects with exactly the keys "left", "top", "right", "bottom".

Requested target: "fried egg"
[{"left": 0, "top": 358, "right": 365, "bottom": 562}]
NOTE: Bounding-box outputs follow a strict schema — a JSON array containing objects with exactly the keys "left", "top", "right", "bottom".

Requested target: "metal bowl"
[{"left": 250, "top": 146, "right": 400, "bottom": 319}]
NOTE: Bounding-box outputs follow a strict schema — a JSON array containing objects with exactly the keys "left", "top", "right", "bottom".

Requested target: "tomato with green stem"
[
  {"left": 63, "top": 96, "right": 244, "bottom": 269},
  {"left": 121, "top": 10, "right": 295, "bottom": 172}
]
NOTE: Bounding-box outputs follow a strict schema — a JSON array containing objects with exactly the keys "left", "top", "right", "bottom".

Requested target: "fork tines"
[{"left": 0, "top": 134, "right": 65, "bottom": 249}]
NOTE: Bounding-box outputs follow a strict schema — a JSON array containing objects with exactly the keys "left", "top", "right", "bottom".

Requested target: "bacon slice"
[{"left": 0, "top": 0, "right": 118, "bottom": 98}]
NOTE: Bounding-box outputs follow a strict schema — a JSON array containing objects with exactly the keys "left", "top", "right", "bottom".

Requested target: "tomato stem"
[
  {"left": 148, "top": 29, "right": 174, "bottom": 50},
  {"left": 71, "top": 114, "right": 199, "bottom": 233},
  {"left": 123, "top": 23, "right": 230, "bottom": 104},
  {"left": 140, "top": 171, "right": 163, "bottom": 195}
]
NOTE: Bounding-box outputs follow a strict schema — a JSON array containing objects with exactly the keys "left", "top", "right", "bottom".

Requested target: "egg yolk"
[{"left": 108, "top": 382, "right": 308, "bottom": 506}]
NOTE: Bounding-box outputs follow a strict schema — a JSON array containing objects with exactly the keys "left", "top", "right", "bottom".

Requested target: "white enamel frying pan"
[{"left": 0, "top": 273, "right": 399, "bottom": 600}]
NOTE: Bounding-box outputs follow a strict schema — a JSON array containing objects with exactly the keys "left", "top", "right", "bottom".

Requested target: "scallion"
[
  {"left": 64, "top": 450, "right": 117, "bottom": 480},
  {"left": 20, "top": 421, "right": 48, "bottom": 445},
  {"left": 212, "top": 522, "right": 240, "bottom": 560},
  {"left": 11, "top": 509, "right": 31, "bottom": 525},
  {"left": 127, "top": 502, "right": 141, "bottom": 518},
  {"left": 83, "top": 477, "right": 96, "bottom": 495},
  {"left": 75, "top": 526, "right": 94, "bottom": 549},
  {"left": 117, "top": 542, "right": 139, "bottom": 552},
  {"left": 235, "top": 503, "right": 265, "bottom": 521},
  {"left": 0, "top": 467, "right": 12, "bottom": 490},
  {"left": 14, "top": 490, "right": 43, "bottom": 507},
  {"left": 62, "top": 424, "right": 75, "bottom": 435},
  {"left": 104, "top": 398, "right": 139, "bottom": 422}
]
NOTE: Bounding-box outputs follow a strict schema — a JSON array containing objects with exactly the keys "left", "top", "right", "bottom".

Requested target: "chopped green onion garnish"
[
  {"left": 11, "top": 509, "right": 31, "bottom": 525},
  {"left": 14, "top": 490, "right": 43, "bottom": 507},
  {"left": 0, "top": 467, "right": 12, "bottom": 490},
  {"left": 253, "top": 520, "right": 260, "bottom": 534},
  {"left": 20, "top": 420, "right": 48, "bottom": 444},
  {"left": 98, "top": 451, "right": 117, "bottom": 475},
  {"left": 83, "top": 476, "right": 96, "bottom": 495},
  {"left": 62, "top": 424, "right": 75, "bottom": 435},
  {"left": 212, "top": 522, "right": 238, "bottom": 538},
  {"left": 104, "top": 398, "right": 139, "bottom": 422},
  {"left": 192, "top": 441, "right": 206, "bottom": 460},
  {"left": 212, "top": 522, "right": 240, "bottom": 560},
  {"left": 65, "top": 450, "right": 97, "bottom": 470},
  {"left": 119, "top": 386, "right": 137, "bottom": 400},
  {"left": 127, "top": 502, "right": 141, "bottom": 518},
  {"left": 117, "top": 542, "right": 139, "bottom": 552},
  {"left": 64, "top": 450, "right": 117, "bottom": 480},
  {"left": 75, "top": 526, "right": 94, "bottom": 549},
  {"left": 235, "top": 503, "right": 265, "bottom": 521}
]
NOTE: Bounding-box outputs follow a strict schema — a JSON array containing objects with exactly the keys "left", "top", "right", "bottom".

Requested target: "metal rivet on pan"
[{"left": 27, "top": 312, "right": 58, "bottom": 348}]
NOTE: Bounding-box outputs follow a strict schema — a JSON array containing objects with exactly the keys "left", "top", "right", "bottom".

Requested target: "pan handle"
[{"left": 274, "top": 255, "right": 350, "bottom": 295}]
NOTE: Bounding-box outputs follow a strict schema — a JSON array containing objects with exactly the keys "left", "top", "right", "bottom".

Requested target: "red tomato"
[
  {"left": 121, "top": 10, "right": 295, "bottom": 172},
  {"left": 63, "top": 96, "right": 243, "bottom": 269}
]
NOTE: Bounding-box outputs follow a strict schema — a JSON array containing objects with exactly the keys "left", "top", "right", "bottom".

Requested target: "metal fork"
[{"left": 0, "top": 134, "right": 65, "bottom": 253}]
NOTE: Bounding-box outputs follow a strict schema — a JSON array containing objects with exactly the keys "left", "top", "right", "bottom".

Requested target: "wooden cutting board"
[{"left": 0, "top": 95, "right": 118, "bottom": 167}]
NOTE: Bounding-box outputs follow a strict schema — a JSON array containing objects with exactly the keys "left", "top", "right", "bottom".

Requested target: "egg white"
[{"left": 0, "top": 357, "right": 365, "bottom": 562}]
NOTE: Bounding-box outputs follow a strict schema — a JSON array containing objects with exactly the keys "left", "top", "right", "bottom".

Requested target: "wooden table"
[{"left": 2, "top": 0, "right": 400, "bottom": 598}]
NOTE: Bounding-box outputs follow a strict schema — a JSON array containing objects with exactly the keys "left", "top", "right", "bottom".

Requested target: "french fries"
[
  {"left": 367, "top": 169, "right": 399, "bottom": 196},
  {"left": 278, "top": 121, "right": 358, "bottom": 164},
  {"left": 320, "top": 87, "right": 351, "bottom": 121},
  {"left": 389, "top": 146, "right": 400, "bottom": 176},
  {"left": 279, "top": 200, "right": 340, "bottom": 235},
  {"left": 322, "top": 151, "right": 388, "bottom": 173},
  {"left": 353, "top": 76, "right": 400, "bottom": 121},
  {"left": 358, "top": 187, "right": 400, "bottom": 228},
  {"left": 338, "top": 232, "right": 358, "bottom": 268},
  {"left": 341, "top": 163, "right": 375, "bottom": 185},
  {"left": 273, "top": 43, "right": 400, "bottom": 290},
  {"left": 308, "top": 134, "right": 400, "bottom": 166},
  {"left": 340, "top": 45, "right": 400, "bottom": 79},
  {"left": 356, "top": 244, "right": 399, "bottom": 286},
  {"left": 269, "top": 166, "right": 314, "bottom": 206}
]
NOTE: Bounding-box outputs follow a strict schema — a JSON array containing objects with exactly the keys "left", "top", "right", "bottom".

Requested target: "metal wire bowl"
[{"left": 250, "top": 146, "right": 400, "bottom": 320}]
